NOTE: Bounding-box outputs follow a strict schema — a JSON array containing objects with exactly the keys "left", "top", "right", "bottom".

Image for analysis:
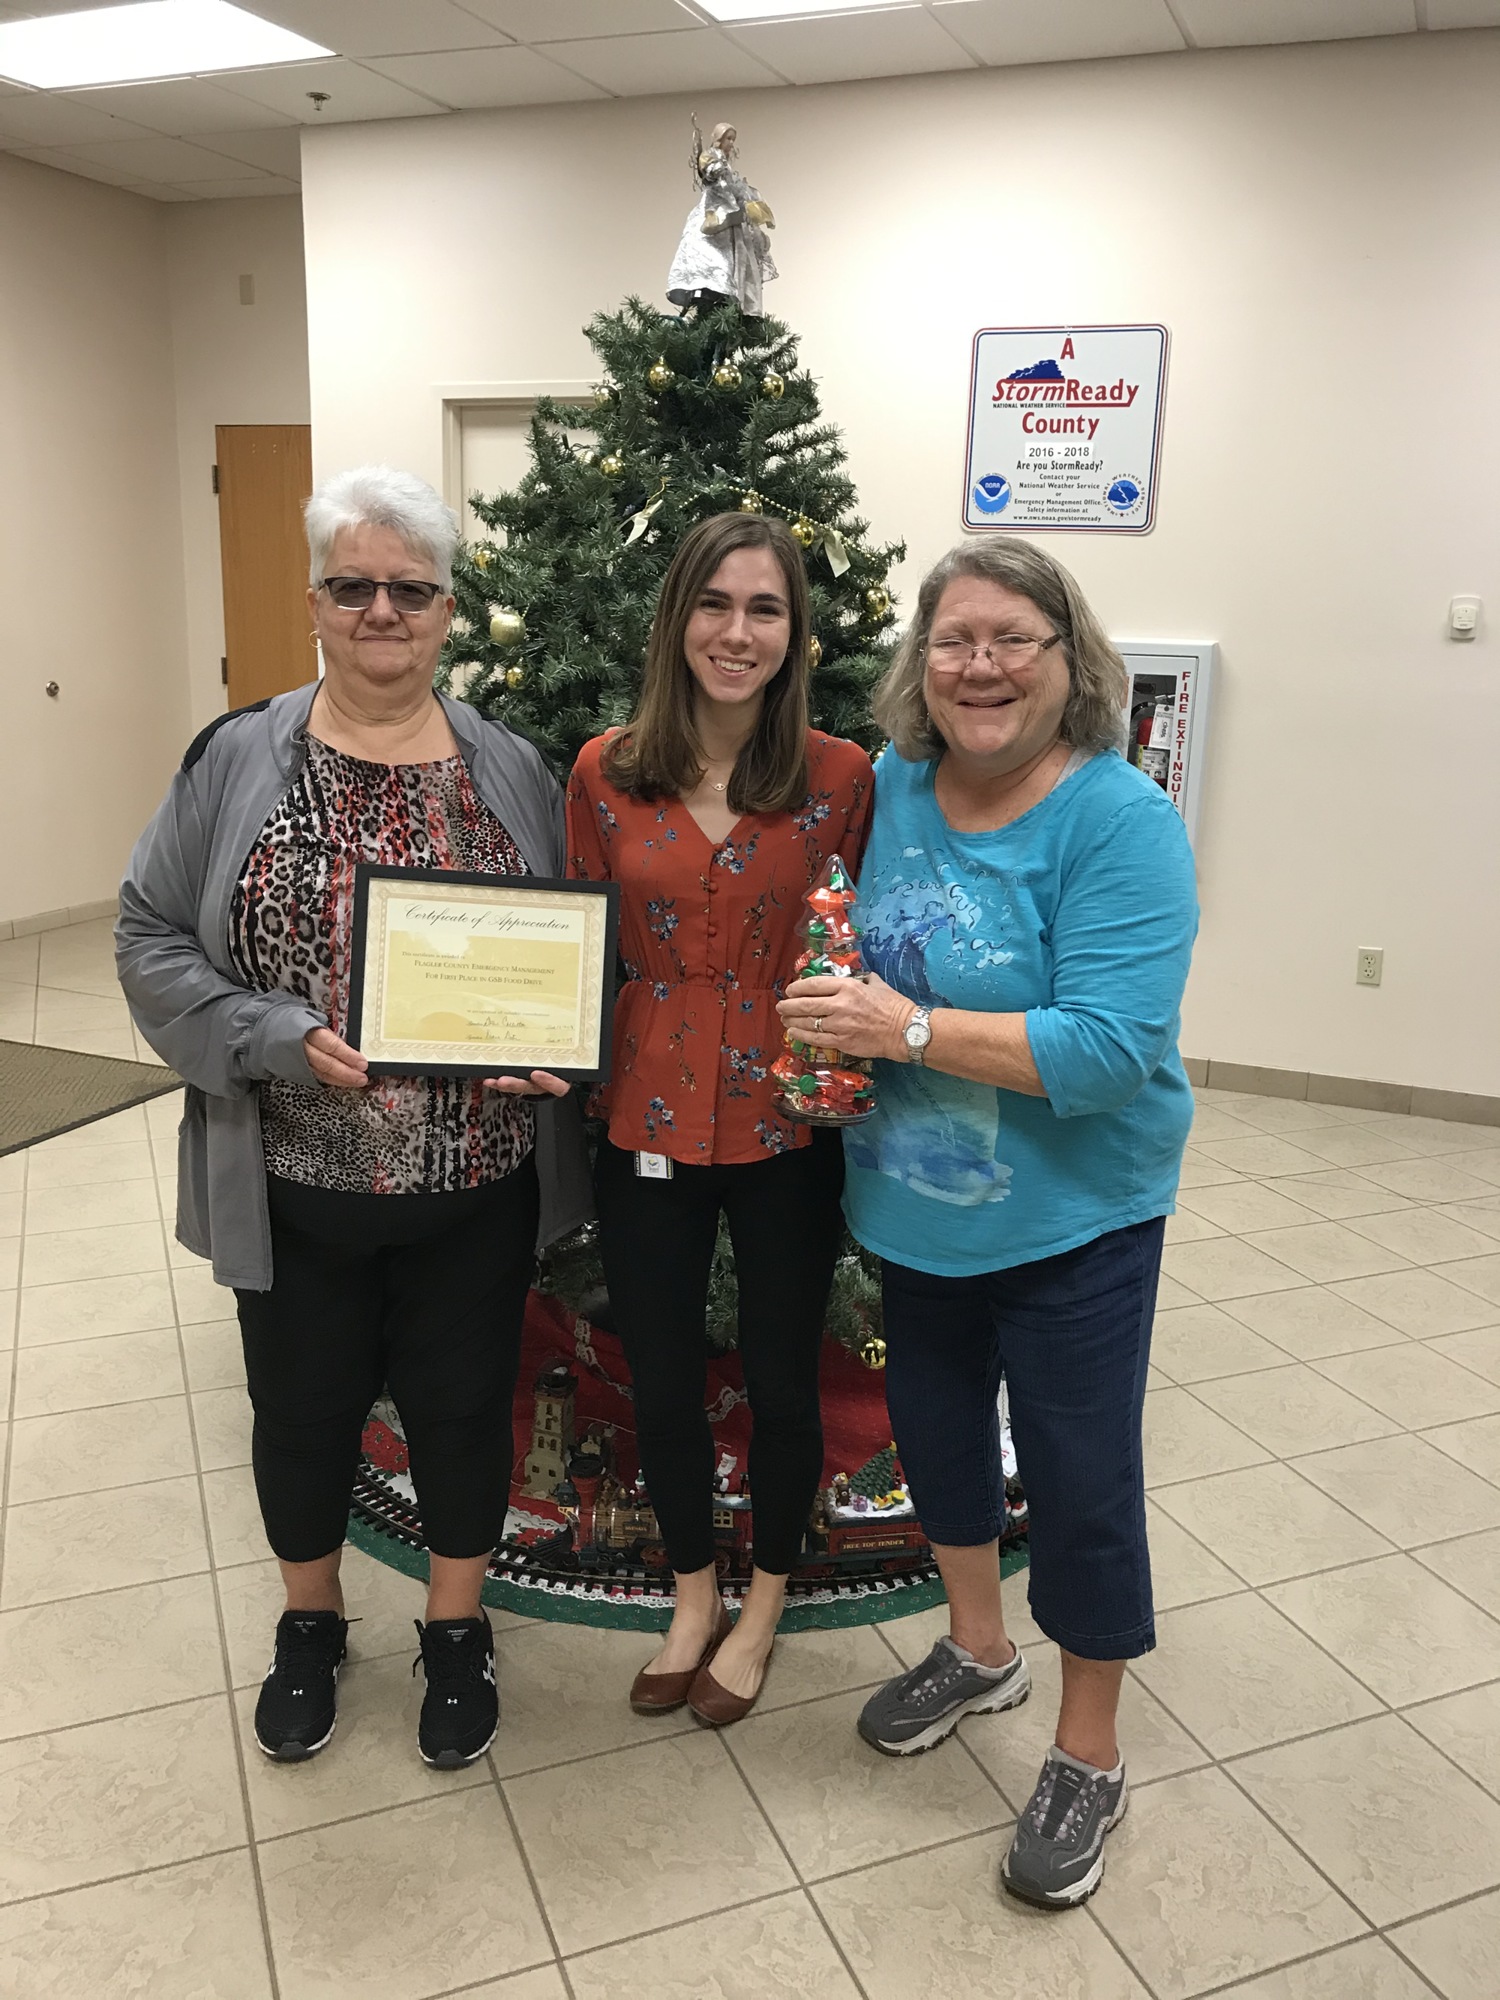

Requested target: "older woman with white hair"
[
  {"left": 778, "top": 538, "right": 1197, "bottom": 1911},
  {"left": 118, "top": 466, "right": 589, "bottom": 1771}
]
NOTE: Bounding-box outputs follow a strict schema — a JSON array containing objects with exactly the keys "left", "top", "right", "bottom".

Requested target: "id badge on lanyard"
[{"left": 634, "top": 1151, "right": 674, "bottom": 1180}]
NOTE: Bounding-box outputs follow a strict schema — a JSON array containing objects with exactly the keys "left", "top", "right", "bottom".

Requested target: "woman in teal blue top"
[{"left": 779, "top": 538, "right": 1197, "bottom": 1912}]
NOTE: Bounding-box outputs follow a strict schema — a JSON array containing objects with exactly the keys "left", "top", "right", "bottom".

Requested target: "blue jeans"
[{"left": 881, "top": 1217, "right": 1164, "bottom": 1661}]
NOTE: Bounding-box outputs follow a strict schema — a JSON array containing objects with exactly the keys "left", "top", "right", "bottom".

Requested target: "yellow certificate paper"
[{"left": 348, "top": 867, "right": 619, "bottom": 1080}]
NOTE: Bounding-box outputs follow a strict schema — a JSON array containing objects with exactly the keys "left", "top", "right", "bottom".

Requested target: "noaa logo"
[
  {"left": 972, "top": 473, "right": 1012, "bottom": 516},
  {"left": 1105, "top": 475, "right": 1144, "bottom": 514}
]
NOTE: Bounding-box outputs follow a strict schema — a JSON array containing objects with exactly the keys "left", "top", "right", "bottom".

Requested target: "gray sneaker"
[
  {"left": 857, "top": 1635, "right": 1030, "bottom": 1757},
  {"left": 1002, "top": 1746, "right": 1128, "bottom": 1907}
]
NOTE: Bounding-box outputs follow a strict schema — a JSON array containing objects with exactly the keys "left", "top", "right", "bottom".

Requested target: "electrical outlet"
[{"left": 1356, "top": 948, "right": 1383, "bottom": 988}]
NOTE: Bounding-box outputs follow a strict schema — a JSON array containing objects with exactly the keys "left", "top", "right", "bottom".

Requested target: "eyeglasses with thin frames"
[
  {"left": 319, "top": 577, "right": 446, "bottom": 614},
  {"left": 924, "top": 634, "right": 1062, "bottom": 673}
]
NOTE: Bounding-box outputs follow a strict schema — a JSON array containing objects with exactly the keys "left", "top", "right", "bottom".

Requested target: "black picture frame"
[{"left": 347, "top": 863, "right": 619, "bottom": 1083}]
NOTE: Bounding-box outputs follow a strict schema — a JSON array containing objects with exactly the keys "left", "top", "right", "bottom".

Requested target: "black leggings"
[
  {"left": 593, "top": 1133, "right": 845, "bottom": 1576},
  {"left": 235, "top": 1157, "right": 538, "bottom": 1564}
]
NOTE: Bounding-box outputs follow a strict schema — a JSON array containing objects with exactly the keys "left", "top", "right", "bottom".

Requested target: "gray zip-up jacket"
[{"left": 116, "top": 682, "right": 593, "bottom": 1290}]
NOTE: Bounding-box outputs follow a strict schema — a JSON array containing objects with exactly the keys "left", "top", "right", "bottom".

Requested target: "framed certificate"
[{"left": 347, "top": 866, "right": 619, "bottom": 1082}]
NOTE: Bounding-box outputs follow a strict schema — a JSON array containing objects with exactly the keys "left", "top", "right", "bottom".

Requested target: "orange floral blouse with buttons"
[{"left": 566, "top": 729, "right": 874, "bottom": 1165}]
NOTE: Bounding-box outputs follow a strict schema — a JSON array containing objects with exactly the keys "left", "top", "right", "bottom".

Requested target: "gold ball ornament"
[
  {"left": 865, "top": 585, "right": 892, "bottom": 619},
  {"left": 488, "top": 604, "right": 526, "bottom": 649},
  {"left": 808, "top": 635, "right": 822, "bottom": 670},
  {"left": 712, "top": 361, "right": 743, "bottom": 391},
  {"left": 577, "top": 447, "right": 599, "bottom": 468},
  {"left": 858, "top": 1335, "right": 887, "bottom": 1370},
  {"left": 591, "top": 383, "right": 611, "bottom": 408},
  {"left": 738, "top": 490, "right": 764, "bottom": 513},
  {"left": 647, "top": 356, "right": 675, "bottom": 392},
  {"left": 599, "top": 453, "right": 625, "bottom": 478},
  {"left": 761, "top": 371, "right": 785, "bottom": 400},
  {"left": 472, "top": 547, "right": 491, "bottom": 572},
  {"left": 505, "top": 665, "right": 525, "bottom": 689},
  {"left": 791, "top": 516, "right": 816, "bottom": 548}
]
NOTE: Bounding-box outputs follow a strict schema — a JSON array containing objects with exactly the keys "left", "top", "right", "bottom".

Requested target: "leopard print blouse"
[{"left": 229, "top": 734, "right": 534, "bottom": 1193}]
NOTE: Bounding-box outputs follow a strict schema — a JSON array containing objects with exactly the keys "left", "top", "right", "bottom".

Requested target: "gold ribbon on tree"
[
  {"left": 623, "top": 476, "right": 671, "bottom": 547},
  {"left": 617, "top": 475, "right": 871, "bottom": 584}
]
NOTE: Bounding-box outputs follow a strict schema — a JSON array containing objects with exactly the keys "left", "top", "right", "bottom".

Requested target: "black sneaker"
[
  {"left": 413, "top": 1614, "right": 498, "bottom": 1768},
  {"left": 254, "top": 1610, "right": 348, "bottom": 1761},
  {"left": 1002, "top": 1746, "right": 1129, "bottom": 1907}
]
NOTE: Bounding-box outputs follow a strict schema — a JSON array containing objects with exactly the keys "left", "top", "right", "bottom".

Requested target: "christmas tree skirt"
[{"left": 349, "top": 1289, "right": 1029, "bottom": 1633}]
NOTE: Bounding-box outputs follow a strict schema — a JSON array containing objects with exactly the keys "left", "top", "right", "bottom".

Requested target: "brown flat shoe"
[
  {"left": 687, "top": 1642, "right": 775, "bottom": 1728},
  {"left": 629, "top": 1604, "right": 734, "bottom": 1715}
]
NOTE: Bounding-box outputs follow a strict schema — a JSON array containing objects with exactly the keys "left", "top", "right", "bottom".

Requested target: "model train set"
[{"left": 350, "top": 1299, "right": 1031, "bottom": 1631}]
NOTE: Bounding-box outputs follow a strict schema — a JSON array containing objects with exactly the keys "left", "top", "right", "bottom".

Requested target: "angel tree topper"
[{"left": 667, "top": 118, "right": 777, "bottom": 316}]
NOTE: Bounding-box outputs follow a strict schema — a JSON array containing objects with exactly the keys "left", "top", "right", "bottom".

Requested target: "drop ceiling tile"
[
  {"left": 168, "top": 176, "right": 304, "bottom": 198},
  {"left": 1426, "top": 0, "right": 1500, "bottom": 23},
  {"left": 0, "top": 0, "right": 142, "bottom": 12},
  {"left": 365, "top": 45, "right": 606, "bottom": 106},
  {"left": 242, "top": 0, "right": 509, "bottom": 57},
  {"left": 193, "top": 127, "right": 303, "bottom": 176},
  {"left": 933, "top": 0, "right": 1185, "bottom": 65},
  {"left": 462, "top": 1, "right": 697, "bottom": 40},
  {"left": 1172, "top": 0, "right": 1417, "bottom": 48},
  {"left": 4, "top": 145, "right": 158, "bottom": 188},
  {"left": 65, "top": 78, "right": 300, "bottom": 136},
  {"left": 211, "top": 58, "right": 448, "bottom": 122},
  {"left": 0, "top": 91, "right": 156, "bottom": 147},
  {"left": 733, "top": 6, "right": 976, "bottom": 84},
  {"left": 48, "top": 133, "right": 272, "bottom": 181},
  {"left": 119, "top": 182, "right": 200, "bottom": 201},
  {"left": 552, "top": 26, "right": 784, "bottom": 93}
]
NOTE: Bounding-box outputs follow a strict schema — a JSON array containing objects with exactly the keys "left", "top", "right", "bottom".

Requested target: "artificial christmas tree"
[{"left": 438, "top": 295, "right": 904, "bottom": 777}]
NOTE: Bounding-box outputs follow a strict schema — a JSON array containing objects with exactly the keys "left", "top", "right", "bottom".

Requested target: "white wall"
[
  {"left": 301, "top": 31, "right": 1500, "bottom": 1097},
  {"left": 165, "top": 195, "right": 311, "bottom": 735},
  {"left": 0, "top": 156, "right": 187, "bottom": 924}
]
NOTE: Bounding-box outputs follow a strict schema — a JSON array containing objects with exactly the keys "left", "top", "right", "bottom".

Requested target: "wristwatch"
[{"left": 902, "top": 1006, "right": 932, "bottom": 1065}]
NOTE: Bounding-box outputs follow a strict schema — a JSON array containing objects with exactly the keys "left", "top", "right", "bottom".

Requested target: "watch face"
[{"left": 905, "top": 1016, "right": 931, "bottom": 1049}]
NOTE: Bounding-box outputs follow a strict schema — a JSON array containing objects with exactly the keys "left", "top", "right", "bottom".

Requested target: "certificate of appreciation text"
[{"left": 348, "top": 867, "right": 619, "bottom": 1081}]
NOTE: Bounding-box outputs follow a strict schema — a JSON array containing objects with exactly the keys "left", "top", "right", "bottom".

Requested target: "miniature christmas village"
[{"left": 357, "top": 1339, "right": 1029, "bottom": 1614}]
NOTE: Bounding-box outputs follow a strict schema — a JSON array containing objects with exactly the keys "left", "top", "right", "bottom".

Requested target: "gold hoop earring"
[{"left": 308, "top": 630, "right": 320, "bottom": 647}]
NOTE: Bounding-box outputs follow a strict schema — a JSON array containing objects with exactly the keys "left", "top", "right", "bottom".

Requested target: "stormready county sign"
[{"left": 963, "top": 324, "right": 1169, "bottom": 533}]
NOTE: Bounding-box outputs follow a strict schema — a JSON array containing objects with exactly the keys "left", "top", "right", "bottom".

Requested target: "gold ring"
[{"left": 813, "top": 1016, "right": 824, "bottom": 1035}]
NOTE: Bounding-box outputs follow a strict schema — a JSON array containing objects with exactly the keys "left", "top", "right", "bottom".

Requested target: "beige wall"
[
  {"left": 0, "top": 173, "right": 311, "bottom": 924},
  {"left": 0, "top": 156, "right": 187, "bottom": 924},
  {"left": 165, "top": 194, "right": 311, "bottom": 736},
  {"left": 304, "top": 30, "right": 1498, "bottom": 1097}
]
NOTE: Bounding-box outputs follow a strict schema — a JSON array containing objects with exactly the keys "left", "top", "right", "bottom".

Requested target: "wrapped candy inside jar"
[{"left": 770, "top": 854, "right": 877, "bottom": 1126}]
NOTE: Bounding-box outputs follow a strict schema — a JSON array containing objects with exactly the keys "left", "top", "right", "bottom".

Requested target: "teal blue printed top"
[{"left": 843, "top": 748, "right": 1199, "bottom": 1278}]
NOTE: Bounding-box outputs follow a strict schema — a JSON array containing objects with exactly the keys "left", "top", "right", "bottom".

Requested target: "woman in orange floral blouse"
[{"left": 567, "top": 513, "right": 872, "bottom": 1724}]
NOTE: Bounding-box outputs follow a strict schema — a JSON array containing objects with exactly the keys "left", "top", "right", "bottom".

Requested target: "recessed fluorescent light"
[
  {"left": 0, "top": 1, "right": 330, "bottom": 91},
  {"left": 696, "top": 1, "right": 919, "bottom": 22}
]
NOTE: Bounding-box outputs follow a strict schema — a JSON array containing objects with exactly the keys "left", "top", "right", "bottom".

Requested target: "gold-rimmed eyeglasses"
[{"left": 924, "top": 634, "right": 1062, "bottom": 673}]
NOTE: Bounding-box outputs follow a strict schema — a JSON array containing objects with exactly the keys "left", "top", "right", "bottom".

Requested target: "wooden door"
[{"left": 216, "top": 424, "right": 313, "bottom": 710}]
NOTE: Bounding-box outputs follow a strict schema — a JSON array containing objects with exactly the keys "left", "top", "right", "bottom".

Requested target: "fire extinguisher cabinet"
[{"left": 1117, "top": 640, "right": 1217, "bottom": 846}]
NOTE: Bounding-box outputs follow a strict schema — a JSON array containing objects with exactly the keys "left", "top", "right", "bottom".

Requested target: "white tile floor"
[{"left": 2, "top": 919, "right": 1500, "bottom": 1995}]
